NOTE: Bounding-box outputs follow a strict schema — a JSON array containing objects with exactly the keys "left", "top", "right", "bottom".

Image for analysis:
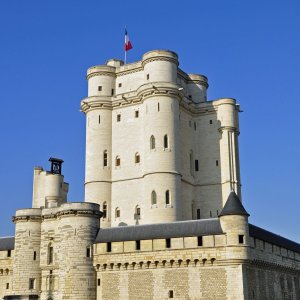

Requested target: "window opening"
[
  {"left": 164, "top": 135, "right": 168, "bottom": 149},
  {"left": 115, "top": 156, "right": 120, "bottom": 167},
  {"left": 150, "top": 135, "right": 155, "bottom": 150},
  {"left": 146, "top": 74, "right": 149, "bottom": 80},
  {"left": 166, "top": 238, "right": 171, "bottom": 249},
  {"left": 135, "top": 153, "right": 140, "bottom": 164},
  {"left": 165, "top": 190, "right": 170, "bottom": 205},
  {"left": 86, "top": 246, "right": 91, "bottom": 258},
  {"left": 103, "top": 202, "right": 107, "bottom": 219},
  {"left": 98, "top": 278, "right": 101, "bottom": 286},
  {"left": 48, "top": 245, "right": 53, "bottom": 265},
  {"left": 168, "top": 290, "right": 174, "bottom": 298},
  {"left": 98, "top": 86, "right": 102, "bottom": 91},
  {"left": 194, "top": 122, "right": 196, "bottom": 130},
  {"left": 98, "top": 115, "right": 101, "bottom": 124},
  {"left": 118, "top": 83, "right": 122, "bottom": 87},
  {"left": 111, "top": 89, "right": 114, "bottom": 96},
  {"left": 195, "top": 160, "right": 199, "bottom": 171},
  {"left": 197, "top": 236, "right": 203, "bottom": 246},
  {"left": 136, "top": 240, "right": 141, "bottom": 251},
  {"left": 115, "top": 208, "right": 120, "bottom": 218},
  {"left": 197, "top": 209, "right": 201, "bottom": 219},
  {"left": 103, "top": 150, "right": 108, "bottom": 167},
  {"left": 216, "top": 160, "right": 219, "bottom": 166},
  {"left": 6, "top": 283, "right": 9, "bottom": 289},
  {"left": 117, "top": 114, "right": 121, "bottom": 122},
  {"left": 239, "top": 235, "right": 244, "bottom": 244},
  {"left": 135, "top": 110, "right": 139, "bottom": 118},
  {"left": 151, "top": 191, "right": 157, "bottom": 205},
  {"left": 107, "top": 242, "right": 112, "bottom": 252},
  {"left": 158, "top": 102, "right": 160, "bottom": 111},
  {"left": 7, "top": 250, "right": 11, "bottom": 257},
  {"left": 29, "top": 278, "right": 35, "bottom": 290},
  {"left": 33, "top": 251, "right": 37, "bottom": 261},
  {"left": 210, "top": 120, "right": 213, "bottom": 124}
]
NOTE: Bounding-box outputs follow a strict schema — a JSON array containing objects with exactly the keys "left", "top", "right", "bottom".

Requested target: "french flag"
[{"left": 124, "top": 29, "right": 133, "bottom": 51}]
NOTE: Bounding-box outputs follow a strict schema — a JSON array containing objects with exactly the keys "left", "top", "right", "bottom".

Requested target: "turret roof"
[{"left": 219, "top": 191, "right": 250, "bottom": 217}]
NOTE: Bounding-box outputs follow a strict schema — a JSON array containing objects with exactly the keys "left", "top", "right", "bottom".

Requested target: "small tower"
[
  {"left": 49, "top": 157, "right": 64, "bottom": 174},
  {"left": 219, "top": 191, "right": 250, "bottom": 247}
]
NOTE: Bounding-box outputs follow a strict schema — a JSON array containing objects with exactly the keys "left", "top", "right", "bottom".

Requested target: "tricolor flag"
[{"left": 124, "top": 29, "right": 133, "bottom": 51}]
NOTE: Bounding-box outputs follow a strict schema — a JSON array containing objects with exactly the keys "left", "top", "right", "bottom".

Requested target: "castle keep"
[{"left": 0, "top": 50, "right": 299, "bottom": 300}]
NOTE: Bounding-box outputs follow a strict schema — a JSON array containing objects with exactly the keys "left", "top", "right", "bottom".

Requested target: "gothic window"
[
  {"left": 150, "top": 135, "right": 155, "bottom": 150},
  {"left": 151, "top": 191, "right": 157, "bottom": 205},
  {"left": 48, "top": 244, "right": 53, "bottom": 265},
  {"left": 103, "top": 202, "right": 107, "bottom": 219},
  {"left": 115, "top": 156, "right": 120, "bottom": 167},
  {"left": 135, "top": 153, "right": 140, "bottom": 164},
  {"left": 165, "top": 190, "right": 170, "bottom": 206},
  {"left": 103, "top": 150, "right": 108, "bottom": 167},
  {"left": 164, "top": 135, "right": 169, "bottom": 149},
  {"left": 115, "top": 207, "right": 120, "bottom": 218}
]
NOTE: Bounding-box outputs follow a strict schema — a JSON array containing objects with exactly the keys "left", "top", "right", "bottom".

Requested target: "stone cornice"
[
  {"left": 218, "top": 126, "right": 239, "bottom": 134},
  {"left": 142, "top": 56, "right": 179, "bottom": 67},
  {"left": 116, "top": 67, "right": 143, "bottom": 77},
  {"left": 86, "top": 71, "right": 116, "bottom": 80},
  {"left": 12, "top": 215, "right": 42, "bottom": 223}
]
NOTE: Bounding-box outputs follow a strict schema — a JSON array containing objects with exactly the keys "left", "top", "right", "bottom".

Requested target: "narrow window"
[
  {"left": 165, "top": 190, "right": 170, "bottom": 206},
  {"left": 86, "top": 246, "right": 91, "bottom": 258},
  {"left": 98, "top": 86, "right": 102, "bottom": 91},
  {"left": 111, "top": 89, "right": 114, "bottom": 96},
  {"left": 164, "top": 135, "right": 168, "bottom": 149},
  {"left": 166, "top": 238, "right": 171, "bottom": 249},
  {"left": 136, "top": 240, "right": 141, "bottom": 251},
  {"left": 115, "top": 156, "right": 120, "bottom": 166},
  {"left": 135, "top": 110, "right": 139, "bottom": 118},
  {"left": 195, "top": 160, "right": 199, "bottom": 171},
  {"left": 29, "top": 278, "right": 35, "bottom": 290},
  {"left": 194, "top": 122, "right": 196, "bottom": 130},
  {"left": 115, "top": 208, "right": 120, "bottom": 218},
  {"left": 158, "top": 102, "right": 160, "bottom": 112},
  {"left": 33, "top": 251, "right": 37, "bottom": 261},
  {"left": 197, "top": 209, "right": 201, "bottom": 219},
  {"left": 103, "top": 202, "right": 107, "bottom": 219},
  {"left": 103, "top": 150, "right": 108, "bottom": 167},
  {"left": 239, "top": 235, "right": 244, "bottom": 244},
  {"left": 150, "top": 135, "right": 155, "bottom": 150},
  {"left": 48, "top": 245, "right": 53, "bottom": 265},
  {"left": 7, "top": 250, "right": 11, "bottom": 257},
  {"left": 151, "top": 191, "right": 157, "bottom": 205},
  {"left": 197, "top": 236, "right": 203, "bottom": 246},
  {"left": 216, "top": 160, "right": 219, "bottom": 166},
  {"left": 209, "top": 120, "right": 213, "bottom": 124},
  {"left": 118, "top": 83, "right": 122, "bottom": 87},
  {"left": 6, "top": 283, "right": 9, "bottom": 289},
  {"left": 97, "top": 278, "right": 101, "bottom": 286},
  {"left": 210, "top": 211, "right": 212, "bottom": 217},
  {"left": 98, "top": 115, "right": 101, "bottom": 124},
  {"left": 168, "top": 290, "right": 174, "bottom": 298},
  {"left": 135, "top": 153, "right": 140, "bottom": 164},
  {"left": 117, "top": 114, "right": 121, "bottom": 122},
  {"left": 107, "top": 242, "right": 112, "bottom": 253},
  {"left": 136, "top": 206, "right": 141, "bottom": 217},
  {"left": 146, "top": 74, "right": 150, "bottom": 80}
]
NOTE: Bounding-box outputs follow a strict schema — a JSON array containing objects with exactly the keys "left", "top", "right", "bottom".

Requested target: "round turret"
[
  {"left": 142, "top": 50, "right": 178, "bottom": 83},
  {"left": 11, "top": 209, "right": 42, "bottom": 298},
  {"left": 187, "top": 73, "right": 208, "bottom": 103}
]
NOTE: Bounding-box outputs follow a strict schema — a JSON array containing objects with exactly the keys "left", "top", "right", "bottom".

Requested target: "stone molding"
[
  {"left": 12, "top": 215, "right": 42, "bottom": 223},
  {"left": 86, "top": 71, "right": 116, "bottom": 80},
  {"left": 141, "top": 56, "right": 179, "bottom": 67}
]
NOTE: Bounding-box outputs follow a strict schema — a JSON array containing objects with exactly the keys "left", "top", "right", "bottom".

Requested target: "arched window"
[
  {"left": 165, "top": 190, "right": 170, "bottom": 206},
  {"left": 150, "top": 135, "right": 155, "bottom": 150},
  {"left": 164, "top": 135, "right": 169, "bottom": 149},
  {"left": 115, "top": 156, "right": 121, "bottom": 166},
  {"left": 151, "top": 190, "right": 157, "bottom": 205},
  {"left": 47, "top": 243, "right": 53, "bottom": 265},
  {"left": 103, "top": 202, "right": 107, "bottom": 219},
  {"left": 135, "top": 153, "right": 140, "bottom": 164},
  {"left": 103, "top": 150, "right": 108, "bottom": 167},
  {"left": 115, "top": 207, "right": 120, "bottom": 218}
]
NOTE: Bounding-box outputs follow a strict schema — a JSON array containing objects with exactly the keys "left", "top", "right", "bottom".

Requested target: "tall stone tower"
[{"left": 81, "top": 50, "right": 241, "bottom": 228}]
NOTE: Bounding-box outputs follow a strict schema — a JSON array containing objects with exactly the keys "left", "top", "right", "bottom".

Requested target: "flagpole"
[
  {"left": 124, "top": 27, "right": 126, "bottom": 64},
  {"left": 125, "top": 49, "right": 127, "bottom": 65}
]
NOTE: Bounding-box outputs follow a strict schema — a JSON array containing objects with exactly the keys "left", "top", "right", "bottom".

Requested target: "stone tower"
[{"left": 81, "top": 49, "right": 241, "bottom": 228}]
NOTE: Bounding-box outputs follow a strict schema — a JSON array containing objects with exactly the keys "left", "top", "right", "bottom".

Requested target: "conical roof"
[{"left": 219, "top": 191, "right": 250, "bottom": 217}]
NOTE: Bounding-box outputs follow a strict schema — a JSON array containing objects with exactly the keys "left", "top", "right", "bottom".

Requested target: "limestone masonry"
[{"left": 0, "top": 50, "right": 299, "bottom": 300}]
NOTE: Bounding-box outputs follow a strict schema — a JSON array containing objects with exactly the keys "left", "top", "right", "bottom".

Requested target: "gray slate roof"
[
  {"left": 95, "top": 218, "right": 224, "bottom": 243},
  {"left": 249, "top": 224, "right": 300, "bottom": 253},
  {"left": 219, "top": 191, "right": 250, "bottom": 217},
  {"left": 0, "top": 237, "right": 15, "bottom": 251}
]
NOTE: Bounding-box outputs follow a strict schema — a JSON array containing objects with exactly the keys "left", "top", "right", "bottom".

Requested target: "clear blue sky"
[{"left": 0, "top": 0, "right": 299, "bottom": 242}]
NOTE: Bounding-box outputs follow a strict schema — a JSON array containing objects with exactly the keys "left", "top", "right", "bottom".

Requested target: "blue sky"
[{"left": 0, "top": 0, "right": 299, "bottom": 242}]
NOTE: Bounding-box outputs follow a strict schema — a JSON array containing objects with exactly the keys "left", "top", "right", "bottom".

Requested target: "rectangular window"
[
  {"left": 107, "top": 242, "right": 112, "bottom": 253},
  {"left": 196, "top": 209, "right": 201, "bottom": 219},
  {"left": 86, "top": 247, "right": 91, "bottom": 258},
  {"left": 29, "top": 278, "right": 35, "bottom": 290},
  {"left": 216, "top": 160, "right": 219, "bottom": 166},
  {"left": 135, "top": 110, "right": 139, "bottom": 118},
  {"left": 7, "top": 250, "right": 11, "bottom": 257},
  {"left": 166, "top": 238, "right": 171, "bottom": 249},
  {"left": 197, "top": 236, "right": 203, "bottom": 246},
  {"left": 146, "top": 74, "right": 150, "bottom": 80},
  {"left": 118, "top": 83, "right": 122, "bottom": 87},
  {"left": 33, "top": 251, "right": 37, "bottom": 261},
  {"left": 209, "top": 120, "right": 213, "bottom": 124},
  {"left": 97, "top": 278, "right": 101, "bottom": 286},
  {"left": 48, "top": 247, "right": 53, "bottom": 265},
  {"left": 195, "top": 160, "right": 199, "bottom": 171},
  {"left": 117, "top": 114, "right": 121, "bottom": 122},
  {"left": 136, "top": 240, "right": 141, "bottom": 251},
  {"left": 98, "top": 86, "right": 102, "bottom": 91},
  {"left": 111, "top": 89, "right": 114, "bottom": 96},
  {"left": 239, "top": 235, "right": 244, "bottom": 244},
  {"left": 168, "top": 290, "right": 174, "bottom": 298},
  {"left": 6, "top": 283, "right": 9, "bottom": 289}
]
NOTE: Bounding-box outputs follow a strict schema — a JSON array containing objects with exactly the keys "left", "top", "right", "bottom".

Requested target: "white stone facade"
[{"left": 81, "top": 50, "right": 241, "bottom": 228}]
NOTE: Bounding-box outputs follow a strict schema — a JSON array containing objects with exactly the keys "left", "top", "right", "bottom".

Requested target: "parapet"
[{"left": 142, "top": 49, "right": 179, "bottom": 67}]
